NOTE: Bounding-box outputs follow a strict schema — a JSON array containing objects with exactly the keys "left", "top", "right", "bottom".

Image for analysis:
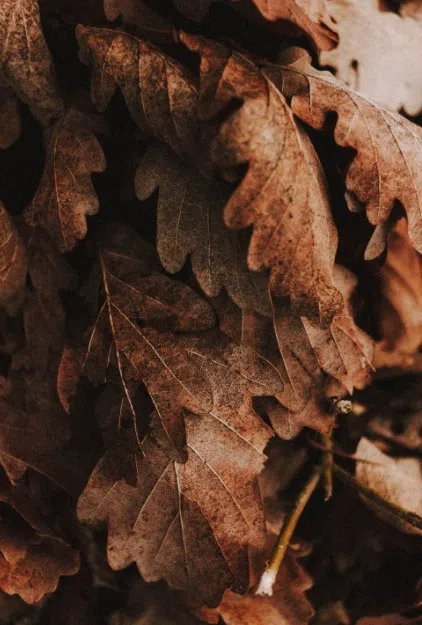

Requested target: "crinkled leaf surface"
[
  {"left": 76, "top": 26, "right": 200, "bottom": 163},
  {"left": 24, "top": 109, "right": 106, "bottom": 252},
  {"left": 0, "top": 0, "right": 63, "bottom": 125},
  {"left": 275, "top": 47, "right": 422, "bottom": 258},
  {"left": 182, "top": 34, "right": 342, "bottom": 323},
  {"left": 78, "top": 407, "right": 272, "bottom": 606}
]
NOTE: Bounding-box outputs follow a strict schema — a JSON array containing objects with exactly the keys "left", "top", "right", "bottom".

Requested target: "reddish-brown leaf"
[
  {"left": 0, "top": 0, "right": 64, "bottom": 125},
  {"left": 275, "top": 47, "right": 422, "bottom": 259},
  {"left": 216, "top": 265, "right": 373, "bottom": 438},
  {"left": 196, "top": 550, "right": 313, "bottom": 625},
  {"left": 78, "top": 404, "right": 272, "bottom": 605},
  {"left": 24, "top": 110, "right": 106, "bottom": 252},
  {"left": 135, "top": 142, "right": 271, "bottom": 315},
  {"left": 76, "top": 26, "right": 200, "bottom": 163},
  {"left": 182, "top": 34, "right": 342, "bottom": 323},
  {"left": 0, "top": 481, "right": 79, "bottom": 603},
  {"left": 0, "top": 203, "right": 27, "bottom": 316}
]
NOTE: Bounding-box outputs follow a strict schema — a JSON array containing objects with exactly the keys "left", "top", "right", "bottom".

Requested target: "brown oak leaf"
[
  {"left": 275, "top": 47, "right": 422, "bottom": 259},
  {"left": 320, "top": 0, "right": 422, "bottom": 116},
  {"left": 135, "top": 141, "right": 271, "bottom": 315},
  {"left": 216, "top": 265, "right": 373, "bottom": 438},
  {"left": 0, "top": 481, "right": 79, "bottom": 603},
  {"left": 173, "top": 0, "right": 338, "bottom": 51},
  {"left": 0, "top": 0, "right": 64, "bottom": 125},
  {"left": 78, "top": 405, "right": 272, "bottom": 606},
  {"left": 24, "top": 110, "right": 106, "bottom": 252},
  {"left": 0, "top": 203, "right": 28, "bottom": 316},
  {"left": 76, "top": 26, "right": 200, "bottom": 163},
  {"left": 181, "top": 34, "right": 342, "bottom": 323},
  {"left": 58, "top": 224, "right": 222, "bottom": 459}
]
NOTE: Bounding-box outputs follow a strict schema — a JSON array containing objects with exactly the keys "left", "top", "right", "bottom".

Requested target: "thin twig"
[
  {"left": 256, "top": 465, "right": 323, "bottom": 597},
  {"left": 333, "top": 465, "right": 422, "bottom": 532},
  {"left": 321, "top": 432, "right": 333, "bottom": 501},
  {"left": 308, "top": 438, "right": 382, "bottom": 465}
]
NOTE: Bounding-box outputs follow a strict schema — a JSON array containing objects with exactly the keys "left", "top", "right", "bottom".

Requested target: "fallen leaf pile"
[{"left": 0, "top": 1, "right": 421, "bottom": 623}]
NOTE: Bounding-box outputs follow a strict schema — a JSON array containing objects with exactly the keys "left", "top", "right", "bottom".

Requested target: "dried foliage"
[{"left": 0, "top": 1, "right": 421, "bottom": 624}]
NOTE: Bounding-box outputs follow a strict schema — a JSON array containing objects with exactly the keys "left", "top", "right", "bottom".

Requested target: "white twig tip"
[{"left": 255, "top": 569, "right": 276, "bottom": 597}]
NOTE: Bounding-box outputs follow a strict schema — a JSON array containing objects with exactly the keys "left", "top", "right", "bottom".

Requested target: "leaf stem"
[
  {"left": 256, "top": 464, "right": 322, "bottom": 597},
  {"left": 333, "top": 465, "right": 422, "bottom": 532}
]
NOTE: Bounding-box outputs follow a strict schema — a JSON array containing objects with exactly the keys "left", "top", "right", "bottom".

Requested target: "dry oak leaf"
[
  {"left": 78, "top": 404, "right": 272, "bottom": 606},
  {"left": 217, "top": 264, "right": 373, "bottom": 435},
  {"left": 0, "top": 0, "right": 63, "bottom": 125},
  {"left": 319, "top": 0, "right": 422, "bottom": 116},
  {"left": 356, "top": 437, "right": 422, "bottom": 536},
  {"left": 24, "top": 109, "right": 106, "bottom": 253},
  {"left": 218, "top": 302, "right": 333, "bottom": 439},
  {"left": 59, "top": 224, "right": 232, "bottom": 459},
  {"left": 173, "top": 0, "right": 338, "bottom": 51},
  {"left": 301, "top": 265, "right": 374, "bottom": 394},
  {"left": 0, "top": 203, "right": 28, "bottom": 316},
  {"left": 0, "top": 88, "right": 20, "bottom": 149},
  {"left": 196, "top": 550, "right": 313, "bottom": 625},
  {"left": 274, "top": 47, "right": 422, "bottom": 259},
  {"left": 377, "top": 217, "right": 422, "bottom": 355},
  {"left": 0, "top": 482, "right": 79, "bottom": 603},
  {"left": 182, "top": 34, "right": 342, "bottom": 323},
  {"left": 0, "top": 397, "right": 89, "bottom": 495},
  {"left": 76, "top": 26, "right": 200, "bottom": 164},
  {"left": 104, "top": 0, "right": 173, "bottom": 44},
  {"left": 135, "top": 142, "right": 271, "bottom": 315},
  {"left": 16, "top": 228, "right": 77, "bottom": 373}
]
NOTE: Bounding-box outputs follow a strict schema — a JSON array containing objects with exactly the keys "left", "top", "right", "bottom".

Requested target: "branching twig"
[{"left": 255, "top": 464, "right": 323, "bottom": 597}]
